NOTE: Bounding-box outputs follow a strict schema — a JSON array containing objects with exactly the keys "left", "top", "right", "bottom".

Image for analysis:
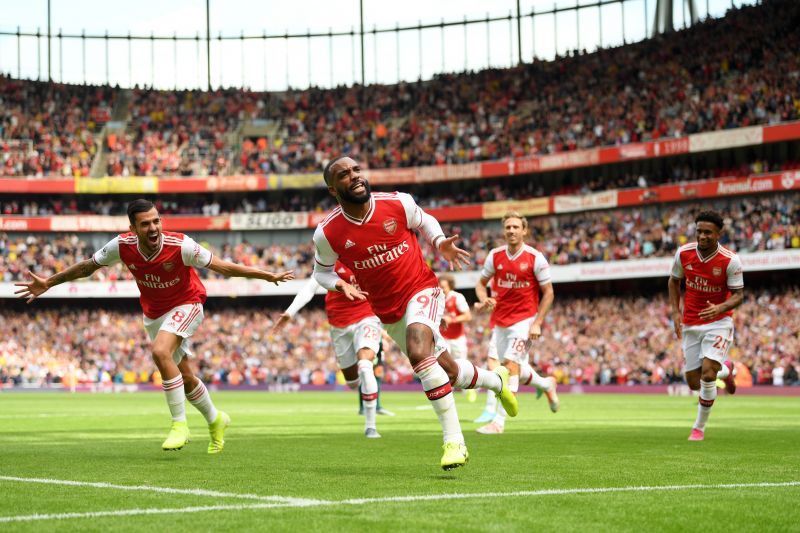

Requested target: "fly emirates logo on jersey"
[
  {"left": 496, "top": 272, "right": 532, "bottom": 290},
  {"left": 136, "top": 272, "right": 182, "bottom": 290},
  {"left": 352, "top": 241, "right": 411, "bottom": 270},
  {"left": 685, "top": 274, "right": 724, "bottom": 294}
]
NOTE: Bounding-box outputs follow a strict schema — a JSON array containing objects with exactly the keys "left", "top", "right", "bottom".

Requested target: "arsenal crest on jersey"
[
  {"left": 163, "top": 261, "right": 175, "bottom": 272},
  {"left": 712, "top": 266, "right": 722, "bottom": 277},
  {"left": 520, "top": 262, "right": 529, "bottom": 271},
  {"left": 383, "top": 219, "right": 397, "bottom": 235}
]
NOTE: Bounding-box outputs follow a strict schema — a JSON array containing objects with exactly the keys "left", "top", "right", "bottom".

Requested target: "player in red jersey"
[
  {"left": 438, "top": 274, "right": 477, "bottom": 402},
  {"left": 312, "top": 156, "right": 518, "bottom": 470},
  {"left": 272, "top": 260, "right": 383, "bottom": 438},
  {"left": 668, "top": 210, "right": 743, "bottom": 441},
  {"left": 15, "top": 199, "right": 294, "bottom": 453},
  {"left": 474, "top": 212, "right": 558, "bottom": 435}
]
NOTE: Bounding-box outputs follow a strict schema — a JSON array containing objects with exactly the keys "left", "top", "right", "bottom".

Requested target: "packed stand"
[
  {"left": 4, "top": 1, "right": 799, "bottom": 178},
  {"left": 105, "top": 88, "right": 266, "bottom": 177},
  {"left": 246, "top": 0, "right": 800, "bottom": 172},
  {"left": 424, "top": 192, "right": 800, "bottom": 269},
  {"left": 2, "top": 192, "right": 799, "bottom": 283},
  {"left": 2, "top": 289, "right": 798, "bottom": 388},
  {"left": 0, "top": 75, "right": 113, "bottom": 177}
]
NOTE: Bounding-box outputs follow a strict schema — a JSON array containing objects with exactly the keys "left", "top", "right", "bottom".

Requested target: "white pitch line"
[
  {"left": 0, "top": 503, "right": 298, "bottom": 523},
  {"left": 337, "top": 480, "right": 800, "bottom": 505},
  {"left": 0, "top": 479, "right": 798, "bottom": 523},
  {"left": 0, "top": 476, "right": 325, "bottom": 505}
]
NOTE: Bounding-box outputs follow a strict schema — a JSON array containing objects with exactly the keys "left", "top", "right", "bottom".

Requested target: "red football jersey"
[
  {"left": 440, "top": 290, "right": 470, "bottom": 339},
  {"left": 480, "top": 244, "right": 551, "bottom": 328},
  {"left": 93, "top": 231, "right": 212, "bottom": 319},
  {"left": 326, "top": 261, "right": 377, "bottom": 328},
  {"left": 313, "top": 192, "right": 439, "bottom": 324},
  {"left": 671, "top": 243, "right": 744, "bottom": 326}
]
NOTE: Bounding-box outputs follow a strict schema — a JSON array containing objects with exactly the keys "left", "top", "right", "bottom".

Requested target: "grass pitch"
[{"left": 1, "top": 391, "right": 798, "bottom": 532}]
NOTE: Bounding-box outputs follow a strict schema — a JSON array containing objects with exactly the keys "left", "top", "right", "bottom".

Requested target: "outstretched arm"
[
  {"left": 399, "top": 192, "right": 471, "bottom": 270},
  {"left": 14, "top": 260, "right": 102, "bottom": 303},
  {"left": 206, "top": 256, "right": 294, "bottom": 285},
  {"left": 273, "top": 278, "right": 321, "bottom": 334}
]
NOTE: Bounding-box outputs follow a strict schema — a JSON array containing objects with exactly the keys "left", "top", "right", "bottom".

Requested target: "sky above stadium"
[{"left": 0, "top": 0, "right": 757, "bottom": 90}]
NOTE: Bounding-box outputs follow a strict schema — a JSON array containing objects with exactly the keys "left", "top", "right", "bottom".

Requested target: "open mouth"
[
  {"left": 351, "top": 182, "right": 366, "bottom": 193},
  {"left": 148, "top": 233, "right": 159, "bottom": 245}
]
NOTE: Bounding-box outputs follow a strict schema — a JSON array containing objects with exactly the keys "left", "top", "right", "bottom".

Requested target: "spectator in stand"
[
  {"left": 2, "top": 191, "right": 799, "bottom": 282},
  {"left": 2, "top": 289, "right": 798, "bottom": 388},
  {"left": 0, "top": 75, "right": 113, "bottom": 177}
]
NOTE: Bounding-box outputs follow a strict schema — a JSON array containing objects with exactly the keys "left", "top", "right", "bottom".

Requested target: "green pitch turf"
[{"left": 1, "top": 391, "right": 798, "bottom": 532}]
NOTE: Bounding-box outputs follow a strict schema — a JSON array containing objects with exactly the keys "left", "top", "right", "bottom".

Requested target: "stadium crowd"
[
  {"left": 1, "top": 192, "right": 798, "bottom": 282},
  {"left": 3, "top": 1, "right": 798, "bottom": 177},
  {"left": 2, "top": 289, "right": 798, "bottom": 388},
  {"left": 3, "top": 157, "right": 797, "bottom": 217},
  {"left": 241, "top": 0, "right": 800, "bottom": 173},
  {"left": 0, "top": 75, "right": 113, "bottom": 177},
  {"left": 103, "top": 88, "right": 265, "bottom": 177}
]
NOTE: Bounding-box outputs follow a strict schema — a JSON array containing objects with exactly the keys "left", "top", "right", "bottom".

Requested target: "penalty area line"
[
  {"left": 0, "top": 475, "right": 324, "bottom": 505},
  {"left": 0, "top": 479, "right": 797, "bottom": 523},
  {"left": 0, "top": 503, "right": 301, "bottom": 523}
]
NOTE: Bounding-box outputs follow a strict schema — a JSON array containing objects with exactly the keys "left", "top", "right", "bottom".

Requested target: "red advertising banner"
[
  {"left": 427, "top": 204, "right": 483, "bottom": 222},
  {"left": 204, "top": 175, "right": 267, "bottom": 192},
  {"left": 158, "top": 178, "right": 221, "bottom": 193},
  {"left": 0, "top": 178, "right": 74, "bottom": 193},
  {"left": 163, "top": 216, "right": 231, "bottom": 231},
  {"left": 0, "top": 217, "right": 52, "bottom": 231},
  {"left": 617, "top": 170, "right": 800, "bottom": 206},
  {"left": 763, "top": 121, "right": 800, "bottom": 143}
]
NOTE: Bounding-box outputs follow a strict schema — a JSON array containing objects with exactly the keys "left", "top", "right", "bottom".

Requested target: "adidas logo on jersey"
[
  {"left": 345, "top": 239, "right": 356, "bottom": 249},
  {"left": 686, "top": 264, "right": 693, "bottom": 270}
]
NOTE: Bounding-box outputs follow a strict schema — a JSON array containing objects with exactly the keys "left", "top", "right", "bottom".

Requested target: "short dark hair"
[
  {"left": 323, "top": 155, "right": 349, "bottom": 186},
  {"left": 695, "top": 210, "right": 724, "bottom": 230},
  {"left": 127, "top": 199, "right": 155, "bottom": 225}
]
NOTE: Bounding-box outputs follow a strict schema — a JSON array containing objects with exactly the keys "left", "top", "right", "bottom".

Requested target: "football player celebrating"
[
  {"left": 16, "top": 199, "right": 294, "bottom": 453},
  {"left": 668, "top": 210, "right": 742, "bottom": 441},
  {"left": 312, "top": 156, "right": 517, "bottom": 470}
]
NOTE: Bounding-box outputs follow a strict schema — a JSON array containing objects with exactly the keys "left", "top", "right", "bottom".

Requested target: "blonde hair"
[
  {"left": 438, "top": 273, "right": 456, "bottom": 290},
  {"left": 502, "top": 211, "right": 529, "bottom": 231}
]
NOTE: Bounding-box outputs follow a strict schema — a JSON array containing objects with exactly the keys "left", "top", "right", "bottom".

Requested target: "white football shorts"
[
  {"left": 383, "top": 286, "right": 448, "bottom": 359},
  {"left": 494, "top": 315, "right": 537, "bottom": 365},
  {"left": 330, "top": 315, "right": 382, "bottom": 369},
  {"left": 142, "top": 303, "right": 204, "bottom": 365},
  {"left": 682, "top": 316, "right": 734, "bottom": 372}
]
